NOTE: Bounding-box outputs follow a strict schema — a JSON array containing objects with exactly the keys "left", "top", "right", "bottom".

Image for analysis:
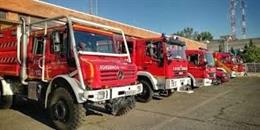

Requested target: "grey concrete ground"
[
  {"left": 0, "top": 77, "right": 260, "bottom": 130},
  {"left": 247, "top": 72, "right": 260, "bottom": 77}
]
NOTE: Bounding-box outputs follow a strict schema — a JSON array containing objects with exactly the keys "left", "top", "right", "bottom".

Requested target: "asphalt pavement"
[{"left": 0, "top": 77, "right": 259, "bottom": 130}]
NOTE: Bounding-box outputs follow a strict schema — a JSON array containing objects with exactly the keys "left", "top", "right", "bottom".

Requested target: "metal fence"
[{"left": 245, "top": 63, "right": 260, "bottom": 72}]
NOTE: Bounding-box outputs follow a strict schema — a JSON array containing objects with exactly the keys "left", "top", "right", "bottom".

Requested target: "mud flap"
[
  {"left": 106, "top": 96, "right": 136, "bottom": 116},
  {"left": 1, "top": 80, "right": 13, "bottom": 96},
  {"left": 177, "top": 85, "right": 194, "bottom": 94}
]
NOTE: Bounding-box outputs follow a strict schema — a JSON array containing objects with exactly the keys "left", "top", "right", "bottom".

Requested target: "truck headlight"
[
  {"left": 97, "top": 91, "right": 106, "bottom": 100},
  {"left": 137, "top": 84, "right": 143, "bottom": 93}
]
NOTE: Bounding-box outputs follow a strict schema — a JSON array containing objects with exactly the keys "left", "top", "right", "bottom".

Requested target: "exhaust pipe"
[{"left": 20, "top": 17, "right": 28, "bottom": 85}]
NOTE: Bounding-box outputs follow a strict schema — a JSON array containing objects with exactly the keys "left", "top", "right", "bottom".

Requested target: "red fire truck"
[
  {"left": 213, "top": 52, "right": 246, "bottom": 78},
  {"left": 0, "top": 16, "right": 143, "bottom": 129},
  {"left": 185, "top": 49, "right": 217, "bottom": 87},
  {"left": 116, "top": 35, "right": 192, "bottom": 103},
  {"left": 216, "top": 68, "right": 230, "bottom": 83},
  {"left": 234, "top": 55, "right": 247, "bottom": 76}
]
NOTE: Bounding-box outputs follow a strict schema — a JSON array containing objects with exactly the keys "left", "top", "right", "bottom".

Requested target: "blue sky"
[{"left": 44, "top": 0, "right": 260, "bottom": 39}]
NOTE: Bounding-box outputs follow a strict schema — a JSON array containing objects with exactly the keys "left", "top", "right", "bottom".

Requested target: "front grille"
[
  {"left": 100, "top": 69, "right": 135, "bottom": 82},
  {"left": 173, "top": 70, "right": 186, "bottom": 78},
  {"left": 208, "top": 72, "right": 215, "bottom": 78}
]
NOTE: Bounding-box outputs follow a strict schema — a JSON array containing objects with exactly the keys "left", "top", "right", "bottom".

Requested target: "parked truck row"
[{"left": 0, "top": 16, "right": 246, "bottom": 130}]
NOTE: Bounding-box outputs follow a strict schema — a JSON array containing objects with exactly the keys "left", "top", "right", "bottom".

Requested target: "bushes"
[{"left": 241, "top": 40, "right": 260, "bottom": 63}]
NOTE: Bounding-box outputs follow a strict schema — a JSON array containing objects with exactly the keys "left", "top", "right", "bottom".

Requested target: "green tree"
[
  {"left": 174, "top": 27, "right": 213, "bottom": 41},
  {"left": 230, "top": 47, "right": 236, "bottom": 55},
  {"left": 193, "top": 31, "right": 201, "bottom": 41},
  {"left": 175, "top": 31, "right": 184, "bottom": 37},
  {"left": 200, "top": 31, "right": 213, "bottom": 41},
  {"left": 183, "top": 27, "right": 194, "bottom": 39},
  {"left": 244, "top": 44, "right": 248, "bottom": 51},
  {"left": 174, "top": 27, "right": 194, "bottom": 38},
  {"left": 241, "top": 39, "right": 260, "bottom": 63}
]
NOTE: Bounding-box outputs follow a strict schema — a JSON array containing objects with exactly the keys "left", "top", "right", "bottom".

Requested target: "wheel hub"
[{"left": 53, "top": 100, "right": 68, "bottom": 121}]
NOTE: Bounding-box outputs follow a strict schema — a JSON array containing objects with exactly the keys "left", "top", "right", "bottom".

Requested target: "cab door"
[
  {"left": 187, "top": 53, "right": 204, "bottom": 78},
  {"left": 45, "top": 31, "right": 70, "bottom": 78},
  {"left": 28, "top": 36, "right": 47, "bottom": 80},
  {"left": 143, "top": 41, "right": 165, "bottom": 77}
]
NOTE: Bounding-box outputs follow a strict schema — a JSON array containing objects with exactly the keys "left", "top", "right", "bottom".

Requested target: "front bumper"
[
  {"left": 83, "top": 83, "right": 143, "bottom": 102},
  {"left": 203, "top": 78, "right": 213, "bottom": 86},
  {"left": 230, "top": 71, "right": 237, "bottom": 78},
  {"left": 196, "top": 78, "right": 212, "bottom": 86},
  {"left": 165, "top": 77, "right": 191, "bottom": 89},
  {"left": 236, "top": 72, "right": 246, "bottom": 77},
  {"left": 221, "top": 75, "right": 230, "bottom": 82},
  {"left": 212, "top": 78, "right": 219, "bottom": 85}
]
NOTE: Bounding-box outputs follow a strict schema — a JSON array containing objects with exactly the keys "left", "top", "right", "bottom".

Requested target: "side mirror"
[
  {"left": 53, "top": 31, "right": 60, "bottom": 43},
  {"left": 148, "top": 44, "right": 154, "bottom": 56},
  {"left": 203, "top": 58, "right": 208, "bottom": 65},
  {"left": 204, "top": 61, "right": 208, "bottom": 66},
  {"left": 52, "top": 31, "right": 61, "bottom": 52},
  {"left": 159, "top": 56, "right": 164, "bottom": 67}
]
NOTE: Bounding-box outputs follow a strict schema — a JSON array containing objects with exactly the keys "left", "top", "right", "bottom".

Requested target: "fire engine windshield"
[
  {"left": 205, "top": 53, "right": 215, "bottom": 66},
  {"left": 231, "top": 56, "right": 244, "bottom": 64},
  {"left": 166, "top": 44, "right": 186, "bottom": 60},
  {"left": 74, "top": 30, "right": 125, "bottom": 54},
  {"left": 221, "top": 55, "right": 232, "bottom": 64}
]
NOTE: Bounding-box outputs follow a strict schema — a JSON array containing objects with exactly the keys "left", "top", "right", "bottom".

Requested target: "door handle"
[
  {"left": 144, "top": 60, "right": 152, "bottom": 65},
  {"left": 38, "top": 57, "right": 43, "bottom": 69}
]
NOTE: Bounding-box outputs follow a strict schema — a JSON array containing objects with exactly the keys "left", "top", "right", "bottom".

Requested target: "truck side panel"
[{"left": 0, "top": 28, "right": 20, "bottom": 77}]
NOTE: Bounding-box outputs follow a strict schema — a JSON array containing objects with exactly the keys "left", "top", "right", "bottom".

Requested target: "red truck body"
[
  {"left": 0, "top": 16, "right": 142, "bottom": 129},
  {"left": 216, "top": 68, "right": 230, "bottom": 83},
  {"left": 213, "top": 52, "right": 246, "bottom": 77},
  {"left": 116, "top": 35, "right": 192, "bottom": 102},
  {"left": 134, "top": 37, "right": 189, "bottom": 78},
  {"left": 0, "top": 27, "right": 19, "bottom": 76},
  {"left": 185, "top": 49, "right": 217, "bottom": 86},
  {"left": 234, "top": 55, "right": 246, "bottom": 76}
]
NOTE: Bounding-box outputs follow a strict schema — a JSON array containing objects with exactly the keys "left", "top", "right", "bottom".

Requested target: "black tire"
[
  {"left": 189, "top": 77, "right": 195, "bottom": 89},
  {"left": 160, "top": 89, "right": 173, "bottom": 97},
  {"left": 135, "top": 80, "right": 153, "bottom": 103},
  {"left": 216, "top": 77, "right": 222, "bottom": 85},
  {"left": 48, "top": 87, "right": 86, "bottom": 130},
  {"left": 167, "top": 90, "right": 173, "bottom": 97},
  {"left": 0, "top": 82, "right": 13, "bottom": 109},
  {"left": 106, "top": 96, "right": 136, "bottom": 116}
]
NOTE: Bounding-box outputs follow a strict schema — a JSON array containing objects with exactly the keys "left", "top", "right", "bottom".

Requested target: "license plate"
[{"left": 126, "top": 90, "right": 136, "bottom": 95}]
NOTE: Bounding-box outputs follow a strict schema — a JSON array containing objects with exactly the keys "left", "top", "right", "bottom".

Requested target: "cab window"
[
  {"left": 115, "top": 41, "right": 132, "bottom": 54},
  {"left": 146, "top": 41, "right": 162, "bottom": 60},
  {"left": 50, "top": 31, "right": 67, "bottom": 55},
  {"left": 188, "top": 54, "right": 199, "bottom": 65},
  {"left": 33, "top": 37, "right": 44, "bottom": 55}
]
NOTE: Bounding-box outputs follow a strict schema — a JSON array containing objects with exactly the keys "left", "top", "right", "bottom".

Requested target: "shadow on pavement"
[
  {"left": 12, "top": 100, "right": 55, "bottom": 129},
  {"left": 11, "top": 99, "right": 110, "bottom": 129}
]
